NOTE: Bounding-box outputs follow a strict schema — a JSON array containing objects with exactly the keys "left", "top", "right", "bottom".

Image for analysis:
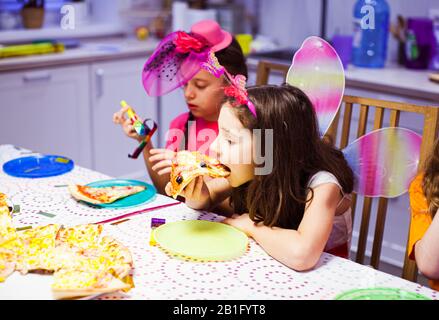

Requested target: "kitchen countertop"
[
  {"left": 1, "top": 40, "right": 438, "bottom": 104},
  {"left": 0, "top": 37, "right": 159, "bottom": 73},
  {"left": 247, "top": 57, "right": 439, "bottom": 103}
]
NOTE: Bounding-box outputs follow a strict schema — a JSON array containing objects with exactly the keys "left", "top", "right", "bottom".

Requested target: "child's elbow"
[
  {"left": 417, "top": 259, "right": 439, "bottom": 280},
  {"left": 284, "top": 245, "right": 321, "bottom": 272}
]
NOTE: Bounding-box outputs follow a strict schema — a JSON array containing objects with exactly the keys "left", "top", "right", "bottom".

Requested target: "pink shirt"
[{"left": 165, "top": 112, "right": 218, "bottom": 155}]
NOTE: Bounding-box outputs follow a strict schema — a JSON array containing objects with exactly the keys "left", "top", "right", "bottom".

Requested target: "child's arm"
[
  {"left": 223, "top": 183, "right": 341, "bottom": 271},
  {"left": 415, "top": 210, "right": 439, "bottom": 280}
]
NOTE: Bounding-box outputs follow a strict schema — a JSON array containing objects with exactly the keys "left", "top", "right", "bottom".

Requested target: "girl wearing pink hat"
[{"left": 113, "top": 20, "right": 247, "bottom": 195}]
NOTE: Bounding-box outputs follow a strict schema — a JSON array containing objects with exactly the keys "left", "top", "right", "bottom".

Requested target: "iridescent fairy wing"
[
  {"left": 286, "top": 36, "right": 345, "bottom": 137},
  {"left": 342, "top": 127, "right": 422, "bottom": 198}
]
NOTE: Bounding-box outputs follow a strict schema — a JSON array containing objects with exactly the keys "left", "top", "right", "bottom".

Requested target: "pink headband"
[{"left": 201, "top": 51, "right": 256, "bottom": 117}]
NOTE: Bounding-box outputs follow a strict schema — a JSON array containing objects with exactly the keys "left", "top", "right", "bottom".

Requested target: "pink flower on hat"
[{"left": 173, "top": 31, "right": 206, "bottom": 54}]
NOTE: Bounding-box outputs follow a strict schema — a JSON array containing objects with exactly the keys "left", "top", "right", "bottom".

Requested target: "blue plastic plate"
[
  {"left": 2, "top": 155, "right": 74, "bottom": 178},
  {"left": 84, "top": 179, "right": 156, "bottom": 209}
]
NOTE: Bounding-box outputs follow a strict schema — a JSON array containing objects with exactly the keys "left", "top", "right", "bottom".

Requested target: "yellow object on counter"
[
  {"left": 0, "top": 42, "right": 65, "bottom": 59},
  {"left": 136, "top": 26, "right": 150, "bottom": 41},
  {"left": 236, "top": 34, "right": 253, "bottom": 56}
]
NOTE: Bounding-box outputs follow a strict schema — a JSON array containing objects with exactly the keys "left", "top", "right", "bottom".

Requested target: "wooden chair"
[{"left": 255, "top": 60, "right": 439, "bottom": 282}]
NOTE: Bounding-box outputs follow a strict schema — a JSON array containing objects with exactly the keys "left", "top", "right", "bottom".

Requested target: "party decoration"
[
  {"left": 142, "top": 31, "right": 210, "bottom": 97},
  {"left": 149, "top": 218, "right": 166, "bottom": 246},
  {"left": 142, "top": 31, "right": 256, "bottom": 117},
  {"left": 119, "top": 100, "right": 158, "bottom": 159}
]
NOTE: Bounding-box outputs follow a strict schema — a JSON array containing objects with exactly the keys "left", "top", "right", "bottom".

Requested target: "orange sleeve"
[{"left": 408, "top": 174, "right": 432, "bottom": 260}]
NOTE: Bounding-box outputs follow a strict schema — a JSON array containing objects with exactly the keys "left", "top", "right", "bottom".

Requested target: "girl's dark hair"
[
  {"left": 230, "top": 84, "right": 354, "bottom": 230},
  {"left": 184, "top": 38, "right": 247, "bottom": 149},
  {"left": 423, "top": 138, "right": 439, "bottom": 218}
]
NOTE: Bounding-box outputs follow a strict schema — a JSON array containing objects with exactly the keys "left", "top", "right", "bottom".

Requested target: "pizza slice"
[
  {"left": 170, "top": 151, "right": 231, "bottom": 199},
  {"left": 0, "top": 193, "right": 16, "bottom": 246},
  {"left": 68, "top": 184, "right": 146, "bottom": 205},
  {"left": 0, "top": 240, "right": 22, "bottom": 282},
  {"left": 15, "top": 224, "right": 61, "bottom": 274},
  {"left": 52, "top": 268, "right": 132, "bottom": 300},
  {"left": 51, "top": 235, "right": 134, "bottom": 299},
  {"left": 55, "top": 224, "right": 103, "bottom": 250}
]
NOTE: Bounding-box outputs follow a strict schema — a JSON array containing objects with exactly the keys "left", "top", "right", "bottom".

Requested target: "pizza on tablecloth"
[
  {"left": 0, "top": 193, "right": 134, "bottom": 299},
  {"left": 68, "top": 184, "right": 145, "bottom": 204},
  {"left": 170, "top": 151, "right": 231, "bottom": 199}
]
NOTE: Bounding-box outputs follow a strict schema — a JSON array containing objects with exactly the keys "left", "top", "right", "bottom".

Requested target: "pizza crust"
[
  {"left": 52, "top": 272, "right": 131, "bottom": 300},
  {"left": 68, "top": 185, "right": 102, "bottom": 205}
]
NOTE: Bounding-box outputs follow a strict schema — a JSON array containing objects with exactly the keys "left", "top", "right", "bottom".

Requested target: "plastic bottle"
[
  {"left": 430, "top": 9, "right": 439, "bottom": 70},
  {"left": 352, "top": 0, "right": 390, "bottom": 68}
]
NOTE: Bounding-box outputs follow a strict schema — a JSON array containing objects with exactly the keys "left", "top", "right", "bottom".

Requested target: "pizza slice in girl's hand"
[
  {"left": 68, "top": 184, "right": 146, "bottom": 205},
  {"left": 170, "top": 151, "right": 231, "bottom": 199}
]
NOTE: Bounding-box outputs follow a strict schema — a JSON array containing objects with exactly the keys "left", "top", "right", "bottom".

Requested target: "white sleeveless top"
[{"left": 307, "top": 171, "right": 352, "bottom": 253}]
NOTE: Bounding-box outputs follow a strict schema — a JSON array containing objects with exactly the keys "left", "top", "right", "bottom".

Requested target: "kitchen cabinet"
[
  {"left": 0, "top": 65, "right": 92, "bottom": 168},
  {"left": 90, "top": 57, "right": 158, "bottom": 180},
  {"left": 0, "top": 57, "right": 159, "bottom": 181}
]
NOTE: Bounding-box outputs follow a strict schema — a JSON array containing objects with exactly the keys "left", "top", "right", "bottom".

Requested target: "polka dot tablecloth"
[{"left": 0, "top": 145, "right": 437, "bottom": 300}]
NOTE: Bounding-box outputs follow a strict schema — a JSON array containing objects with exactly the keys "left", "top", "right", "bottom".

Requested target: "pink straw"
[{"left": 94, "top": 202, "right": 182, "bottom": 225}]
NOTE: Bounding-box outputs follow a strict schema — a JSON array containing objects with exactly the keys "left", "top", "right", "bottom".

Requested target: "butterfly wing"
[
  {"left": 342, "top": 128, "right": 422, "bottom": 198},
  {"left": 286, "top": 36, "right": 345, "bottom": 137}
]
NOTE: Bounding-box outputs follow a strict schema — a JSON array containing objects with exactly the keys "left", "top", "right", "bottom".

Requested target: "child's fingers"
[
  {"left": 149, "top": 151, "right": 176, "bottom": 163},
  {"left": 193, "top": 176, "right": 204, "bottom": 196},
  {"left": 112, "top": 111, "right": 125, "bottom": 124},
  {"left": 150, "top": 149, "right": 176, "bottom": 157},
  {"left": 165, "top": 183, "right": 172, "bottom": 197},
  {"left": 184, "top": 179, "right": 196, "bottom": 197},
  {"left": 157, "top": 167, "right": 172, "bottom": 176},
  {"left": 149, "top": 148, "right": 168, "bottom": 154},
  {"left": 123, "top": 121, "right": 138, "bottom": 138},
  {"left": 113, "top": 106, "right": 129, "bottom": 123},
  {"left": 151, "top": 160, "right": 173, "bottom": 172}
]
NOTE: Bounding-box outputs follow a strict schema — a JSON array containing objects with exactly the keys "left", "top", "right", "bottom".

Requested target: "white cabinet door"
[
  {"left": 91, "top": 58, "right": 158, "bottom": 180},
  {"left": 0, "top": 65, "right": 92, "bottom": 167}
]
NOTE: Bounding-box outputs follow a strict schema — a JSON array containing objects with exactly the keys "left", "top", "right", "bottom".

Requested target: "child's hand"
[
  {"left": 112, "top": 105, "right": 142, "bottom": 141},
  {"left": 149, "top": 149, "right": 176, "bottom": 176},
  {"left": 223, "top": 214, "right": 255, "bottom": 237},
  {"left": 165, "top": 176, "right": 211, "bottom": 210}
]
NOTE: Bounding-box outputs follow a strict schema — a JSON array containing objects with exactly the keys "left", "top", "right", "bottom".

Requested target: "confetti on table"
[{"left": 36, "top": 211, "right": 56, "bottom": 218}]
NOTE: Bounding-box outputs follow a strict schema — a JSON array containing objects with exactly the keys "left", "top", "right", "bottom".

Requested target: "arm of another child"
[
  {"left": 224, "top": 183, "right": 341, "bottom": 271},
  {"left": 415, "top": 210, "right": 439, "bottom": 280}
]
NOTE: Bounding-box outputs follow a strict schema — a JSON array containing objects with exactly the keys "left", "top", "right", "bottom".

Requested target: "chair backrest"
[{"left": 255, "top": 60, "right": 439, "bottom": 282}]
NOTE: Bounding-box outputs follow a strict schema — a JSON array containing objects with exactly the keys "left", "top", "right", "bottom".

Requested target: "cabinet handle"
[
  {"left": 95, "top": 68, "right": 104, "bottom": 98},
  {"left": 23, "top": 71, "right": 52, "bottom": 83}
]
